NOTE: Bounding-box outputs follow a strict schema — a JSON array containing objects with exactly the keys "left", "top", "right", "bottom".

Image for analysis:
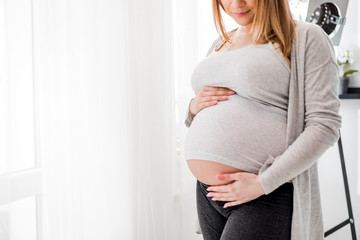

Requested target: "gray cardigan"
[{"left": 184, "top": 21, "right": 342, "bottom": 240}]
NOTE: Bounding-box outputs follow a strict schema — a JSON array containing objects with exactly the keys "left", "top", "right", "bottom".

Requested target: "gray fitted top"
[{"left": 184, "top": 41, "right": 290, "bottom": 174}]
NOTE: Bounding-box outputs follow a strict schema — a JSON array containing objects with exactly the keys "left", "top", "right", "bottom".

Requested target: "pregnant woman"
[{"left": 184, "top": 0, "right": 342, "bottom": 239}]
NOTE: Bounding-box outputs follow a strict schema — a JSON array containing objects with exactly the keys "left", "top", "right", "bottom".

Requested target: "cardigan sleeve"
[
  {"left": 184, "top": 99, "right": 194, "bottom": 128},
  {"left": 258, "top": 24, "right": 342, "bottom": 194},
  {"left": 184, "top": 37, "right": 221, "bottom": 128}
]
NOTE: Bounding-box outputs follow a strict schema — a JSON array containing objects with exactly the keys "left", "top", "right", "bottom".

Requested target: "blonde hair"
[{"left": 212, "top": 0, "right": 296, "bottom": 60}]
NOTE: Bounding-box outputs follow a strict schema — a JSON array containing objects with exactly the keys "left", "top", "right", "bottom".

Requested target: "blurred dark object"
[
  {"left": 338, "top": 76, "right": 350, "bottom": 95},
  {"left": 339, "top": 87, "right": 360, "bottom": 99},
  {"left": 305, "top": 0, "right": 349, "bottom": 46}
]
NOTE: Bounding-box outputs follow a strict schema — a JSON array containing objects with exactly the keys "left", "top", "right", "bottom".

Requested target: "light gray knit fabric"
[
  {"left": 184, "top": 41, "right": 290, "bottom": 174},
  {"left": 184, "top": 21, "right": 342, "bottom": 240}
]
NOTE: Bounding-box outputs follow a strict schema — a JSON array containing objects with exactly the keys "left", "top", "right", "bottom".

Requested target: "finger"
[
  {"left": 212, "top": 196, "right": 239, "bottom": 202},
  {"left": 198, "top": 101, "right": 218, "bottom": 110},
  {"left": 224, "top": 200, "right": 243, "bottom": 208},
  {"left": 207, "top": 192, "right": 235, "bottom": 198},
  {"left": 216, "top": 172, "right": 243, "bottom": 181},
  {"left": 201, "top": 95, "right": 229, "bottom": 102},
  {"left": 203, "top": 86, "right": 231, "bottom": 91},
  {"left": 199, "top": 86, "right": 217, "bottom": 96},
  {"left": 207, "top": 192, "right": 240, "bottom": 202},
  {"left": 201, "top": 89, "right": 235, "bottom": 97},
  {"left": 207, "top": 184, "right": 234, "bottom": 193}
]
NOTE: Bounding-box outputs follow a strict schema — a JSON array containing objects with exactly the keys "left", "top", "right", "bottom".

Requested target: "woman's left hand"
[{"left": 206, "top": 172, "right": 265, "bottom": 208}]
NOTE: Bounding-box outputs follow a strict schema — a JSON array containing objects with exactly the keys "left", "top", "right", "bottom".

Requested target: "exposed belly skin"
[{"left": 186, "top": 159, "right": 246, "bottom": 185}]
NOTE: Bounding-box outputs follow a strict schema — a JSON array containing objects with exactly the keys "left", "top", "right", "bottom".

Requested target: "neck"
[
  {"left": 232, "top": 26, "right": 254, "bottom": 43},
  {"left": 244, "top": 23, "right": 253, "bottom": 34}
]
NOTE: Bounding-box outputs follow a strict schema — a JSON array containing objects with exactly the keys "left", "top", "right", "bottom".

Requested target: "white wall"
[
  {"left": 340, "top": 0, "right": 360, "bottom": 88},
  {"left": 318, "top": 0, "right": 360, "bottom": 239}
]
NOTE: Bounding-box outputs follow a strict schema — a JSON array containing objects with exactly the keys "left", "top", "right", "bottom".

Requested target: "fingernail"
[
  {"left": 216, "top": 175, "right": 224, "bottom": 180},
  {"left": 228, "top": 91, "right": 235, "bottom": 94}
]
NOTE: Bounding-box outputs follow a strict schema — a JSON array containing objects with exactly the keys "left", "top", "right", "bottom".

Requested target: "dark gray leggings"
[{"left": 196, "top": 180, "right": 293, "bottom": 240}]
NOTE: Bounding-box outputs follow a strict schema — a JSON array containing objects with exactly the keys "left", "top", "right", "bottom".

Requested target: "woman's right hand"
[{"left": 189, "top": 86, "right": 235, "bottom": 118}]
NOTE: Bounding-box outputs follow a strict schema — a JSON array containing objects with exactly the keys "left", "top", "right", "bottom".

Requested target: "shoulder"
[
  {"left": 295, "top": 20, "right": 330, "bottom": 43},
  {"left": 206, "top": 37, "right": 222, "bottom": 57},
  {"left": 294, "top": 21, "right": 337, "bottom": 74},
  {"left": 294, "top": 21, "right": 335, "bottom": 59},
  {"left": 206, "top": 28, "right": 238, "bottom": 56}
]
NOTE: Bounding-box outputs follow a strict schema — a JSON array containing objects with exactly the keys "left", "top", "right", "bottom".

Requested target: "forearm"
[
  {"left": 259, "top": 28, "right": 342, "bottom": 194},
  {"left": 259, "top": 123, "right": 340, "bottom": 194}
]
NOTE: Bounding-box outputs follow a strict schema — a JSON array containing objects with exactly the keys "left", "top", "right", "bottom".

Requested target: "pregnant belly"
[
  {"left": 184, "top": 95, "right": 287, "bottom": 185},
  {"left": 187, "top": 159, "right": 245, "bottom": 185}
]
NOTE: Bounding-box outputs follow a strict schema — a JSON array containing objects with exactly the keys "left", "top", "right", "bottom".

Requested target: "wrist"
[
  {"left": 256, "top": 175, "right": 265, "bottom": 195},
  {"left": 189, "top": 98, "right": 196, "bottom": 118}
]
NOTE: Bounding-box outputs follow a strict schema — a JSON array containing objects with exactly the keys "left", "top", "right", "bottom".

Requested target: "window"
[{"left": 0, "top": 0, "right": 42, "bottom": 239}]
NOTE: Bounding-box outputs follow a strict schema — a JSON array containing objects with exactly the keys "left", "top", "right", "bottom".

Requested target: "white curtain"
[
  {"left": 33, "top": 1, "right": 133, "bottom": 239},
  {"left": 31, "top": 0, "right": 229, "bottom": 239}
]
